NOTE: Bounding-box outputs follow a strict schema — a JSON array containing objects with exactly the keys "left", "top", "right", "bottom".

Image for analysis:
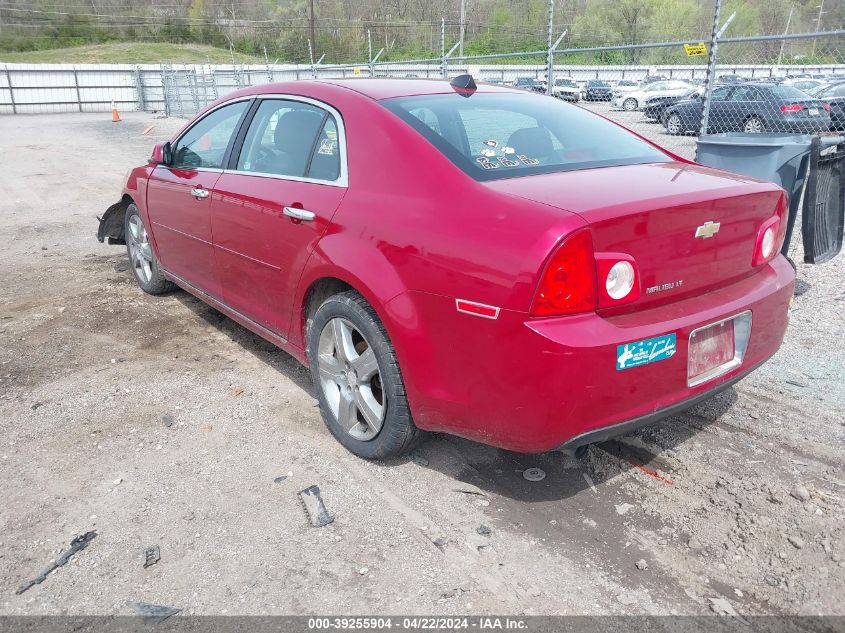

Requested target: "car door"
[
  {"left": 726, "top": 85, "right": 764, "bottom": 130},
  {"left": 211, "top": 97, "right": 347, "bottom": 337},
  {"left": 705, "top": 85, "right": 734, "bottom": 132},
  {"left": 146, "top": 99, "right": 250, "bottom": 297}
]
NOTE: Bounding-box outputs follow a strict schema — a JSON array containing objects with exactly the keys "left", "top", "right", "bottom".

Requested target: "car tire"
[
  {"left": 666, "top": 113, "right": 683, "bottom": 135},
  {"left": 743, "top": 115, "right": 764, "bottom": 133},
  {"left": 623, "top": 98, "right": 638, "bottom": 111},
  {"left": 307, "top": 290, "right": 424, "bottom": 460},
  {"left": 124, "top": 203, "right": 173, "bottom": 295}
]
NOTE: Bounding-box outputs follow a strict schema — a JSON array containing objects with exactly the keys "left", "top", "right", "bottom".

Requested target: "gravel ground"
[{"left": 0, "top": 112, "right": 842, "bottom": 617}]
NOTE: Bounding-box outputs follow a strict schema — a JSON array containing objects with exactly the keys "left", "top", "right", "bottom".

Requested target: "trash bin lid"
[{"left": 698, "top": 132, "right": 814, "bottom": 147}]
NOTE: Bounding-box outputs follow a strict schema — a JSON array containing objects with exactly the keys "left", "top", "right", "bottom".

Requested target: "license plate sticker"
[{"left": 616, "top": 333, "right": 677, "bottom": 371}]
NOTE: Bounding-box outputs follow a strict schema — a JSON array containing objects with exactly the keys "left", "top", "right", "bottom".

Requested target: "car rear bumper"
[{"left": 387, "top": 255, "right": 794, "bottom": 453}]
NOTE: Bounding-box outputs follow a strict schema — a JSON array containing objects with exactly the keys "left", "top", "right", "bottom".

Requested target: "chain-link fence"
[{"left": 2, "top": 30, "right": 843, "bottom": 159}]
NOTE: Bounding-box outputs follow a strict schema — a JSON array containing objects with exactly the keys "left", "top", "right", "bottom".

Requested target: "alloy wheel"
[
  {"left": 623, "top": 98, "right": 637, "bottom": 111},
  {"left": 667, "top": 114, "right": 682, "bottom": 135},
  {"left": 317, "top": 317, "right": 385, "bottom": 441},
  {"left": 127, "top": 214, "right": 153, "bottom": 284},
  {"left": 744, "top": 116, "right": 763, "bottom": 133}
]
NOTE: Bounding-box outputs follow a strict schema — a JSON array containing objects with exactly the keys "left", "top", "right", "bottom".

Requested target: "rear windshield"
[
  {"left": 381, "top": 92, "right": 669, "bottom": 181},
  {"left": 769, "top": 84, "right": 813, "bottom": 99}
]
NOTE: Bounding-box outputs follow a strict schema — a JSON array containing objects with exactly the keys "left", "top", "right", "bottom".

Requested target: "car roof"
[{"left": 316, "top": 77, "right": 520, "bottom": 100}]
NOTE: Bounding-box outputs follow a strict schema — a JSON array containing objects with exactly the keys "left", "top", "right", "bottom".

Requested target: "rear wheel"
[
  {"left": 125, "top": 204, "right": 173, "bottom": 295},
  {"left": 307, "top": 290, "right": 423, "bottom": 459},
  {"left": 666, "top": 113, "right": 683, "bottom": 135},
  {"left": 623, "top": 98, "right": 638, "bottom": 111},
  {"left": 743, "top": 115, "right": 764, "bottom": 133}
]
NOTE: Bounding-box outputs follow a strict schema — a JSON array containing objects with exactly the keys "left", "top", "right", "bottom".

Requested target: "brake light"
[
  {"left": 780, "top": 104, "right": 804, "bottom": 113},
  {"left": 752, "top": 216, "right": 783, "bottom": 266},
  {"left": 823, "top": 102, "right": 831, "bottom": 112},
  {"left": 530, "top": 229, "right": 597, "bottom": 317},
  {"left": 596, "top": 254, "right": 640, "bottom": 308}
]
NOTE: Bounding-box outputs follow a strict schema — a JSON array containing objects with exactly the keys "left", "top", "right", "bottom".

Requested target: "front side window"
[
  {"left": 236, "top": 99, "right": 337, "bottom": 180},
  {"left": 172, "top": 101, "right": 249, "bottom": 169},
  {"left": 382, "top": 92, "right": 668, "bottom": 182}
]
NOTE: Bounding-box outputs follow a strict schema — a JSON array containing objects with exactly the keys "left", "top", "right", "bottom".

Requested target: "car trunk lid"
[{"left": 485, "top": 161, "right": 786, "bottom": 312}]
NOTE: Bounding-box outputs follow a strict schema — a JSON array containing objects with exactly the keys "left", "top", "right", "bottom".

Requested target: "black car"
[
  {"left": 813, "top": 81, "right": 845, "bottom": 130},
  {"left": 512, "top": 77, "right": 545, "bottom": 93},
  {"left": 662, "top": 82, "right": 831, "bottom": 135},
  {"left": 583, "top": 80, "right": 612, "bottom": 101},
  {"left": 643, "top": 93, "right": 695, "bottom": 121}
]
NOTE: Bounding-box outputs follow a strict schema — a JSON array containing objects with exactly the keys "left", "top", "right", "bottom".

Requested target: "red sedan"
[{"left": 98, "top": 77, "right": 795, "bottom": 459}]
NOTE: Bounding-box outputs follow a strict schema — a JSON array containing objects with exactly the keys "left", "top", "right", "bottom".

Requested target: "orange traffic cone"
[{"left": 111, "top": 100, "right": 121, "bottom": 123}]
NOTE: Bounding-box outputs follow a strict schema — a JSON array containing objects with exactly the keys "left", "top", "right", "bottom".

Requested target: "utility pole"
[
  {"left": 459, "top": 0, "right": 466, "bottom": 58},
  {"left": 812, "top": 0, "right": 825, "bottom": 57},
  {"left": 777, "top": 5, "right": 794, "bottom": 67},
  {"left": 309, "top": 0, "right": 316, "bottom": 62}
]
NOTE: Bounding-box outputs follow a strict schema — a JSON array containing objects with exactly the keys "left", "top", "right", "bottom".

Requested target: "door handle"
[
  {"left": 191, "top": 187, "right": 210, "bottom": 199},
  {"left": 283, "top": 207, "right": 316, "bottom": 222}
]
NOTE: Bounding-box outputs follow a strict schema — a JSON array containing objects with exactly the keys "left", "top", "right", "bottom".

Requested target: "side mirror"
[{"left": 150, "top": 141, "right": 172, "bottom": 166}]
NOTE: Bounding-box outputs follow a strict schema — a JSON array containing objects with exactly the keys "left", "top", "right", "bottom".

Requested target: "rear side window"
[
  {"left": 382, "top": 92, "right": 668, "bottom": 181},
  {"left": 236, "top": 99, "right": 338, "bottom": 180}
]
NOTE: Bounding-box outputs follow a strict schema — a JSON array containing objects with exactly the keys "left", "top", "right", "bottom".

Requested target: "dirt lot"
[{"left": 0, "top": 112, "right": 843, "bottom": 618}]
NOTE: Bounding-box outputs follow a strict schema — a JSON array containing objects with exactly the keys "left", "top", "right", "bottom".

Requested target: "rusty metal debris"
[{"left": 16, "top": 531, "right": 97, "bottom": 594}]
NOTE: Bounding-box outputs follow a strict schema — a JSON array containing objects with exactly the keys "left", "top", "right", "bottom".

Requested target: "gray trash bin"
[{"left": 696, "top": 133, "right": 814, "bottom": 256}]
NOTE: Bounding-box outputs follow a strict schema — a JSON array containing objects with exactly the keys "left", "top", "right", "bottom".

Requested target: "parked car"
[
  {"left": 613, "top": 79, "right": 641, "bottom": 94},
  {"left": 641, "top": 75, "right": 667, "bottom": 84},
  {"left": 552, "top": 78, "right": 580, "bottom": 102},
  {"left": 717, "top": 74, "right": 745, "bottom": 84},
  {"left": 513, "top": 77, "right": 544, "bottom": 93},
  {"left": 781, "top": 78, "right": 827, "bottom": 94},
  {"left": 582, "top": 80, "right": 613, "bottom": 101},
  {"left": 98, "top": 76, "right": 795, "bottom": 459},
  {"left": 663, "top": 82, "right": 831, "bottom": 135},
  {"left": 813, "top": 81, "right": 845, "bottom": 130},
  {"left": 613, "top": 80, "right": 694, "bottom": 112},
  {"left": 642, "top": 94, "right": 692, "bottom": 122}
]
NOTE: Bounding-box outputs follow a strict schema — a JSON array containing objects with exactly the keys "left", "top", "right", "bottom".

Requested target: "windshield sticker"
[
  {"left": 517, "top": 154, "right": 540, "bottom": 166},
  {"left": 317, "top": 138, "right": 336, "bottom": 156},
  {"left": 480, "top": 148, "right": 496, "bottom": 157},
  {"left": 497, "top": 156, "right": 520, "bottom": 167},
  {"left": 325, "top": 129, "right": 337, "bottom": 141},
  {"left": 483, "top": 139, "right": 498, "bottom": 147},
  {"left": 476, "top": 157, "right": 500, "bottom": 170},
  {"left": 501, "top": 146, "right": 515, "bottom": 154},
  {"left": 616, "top": 333, "right": 677, "bottom": 370}
]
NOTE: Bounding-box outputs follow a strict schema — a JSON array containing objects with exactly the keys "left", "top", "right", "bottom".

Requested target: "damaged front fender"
[{"left": 97, "top": 198, "right": 128, "bottom": 244}]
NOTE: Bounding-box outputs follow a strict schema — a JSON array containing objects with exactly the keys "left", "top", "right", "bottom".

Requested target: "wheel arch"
[
  {"left": 291, "top": 245, "right": 410, "bottom": 354},
  {"left": 97, "top": 193, "right": 135, "bottom": 244}
]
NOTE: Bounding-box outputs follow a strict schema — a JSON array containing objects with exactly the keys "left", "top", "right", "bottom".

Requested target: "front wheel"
[
  {"left": 307, "top": 291, "right": 423, "bottom": 459},
  {"left": 623, "top": 98, "right": 638, "bottom": 111},
  {"left": 125, "top": 204, "right": 173, "bottom": 294}
]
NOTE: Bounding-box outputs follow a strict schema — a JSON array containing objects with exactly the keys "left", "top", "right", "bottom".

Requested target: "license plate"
[
  {"left": 809, "top": 108, "right": 819, "bottom": 116},
  {"left": 687, "top": 312, "right": 752, "bottom": 387}
]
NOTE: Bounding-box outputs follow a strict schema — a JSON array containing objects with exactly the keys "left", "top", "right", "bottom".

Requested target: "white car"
[
  {"left": 613, "top": 80, "right": 640, "bottom": 94},
  {"left": 612, "top": 80, "right": 694, "bottom": 112},
  {"left": 552, "top": 78, "right": 580, "bottom": 102}
]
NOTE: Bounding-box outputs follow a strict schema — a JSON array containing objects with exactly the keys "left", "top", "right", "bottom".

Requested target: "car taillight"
[
  {"left": 530, "top": 229, "right": 597, "bottom": 317},
  {"left": 752, "top": 215, "right": 784, "bottom": 266},
  {"left": 823, "top": 102, "right": 831, "bottom": 112},
  {"left": 596, "top": 254, "right": 640, "bottom": 308},
  {"left": 780, "top": 104, "right": 804, "bottom": 113}
]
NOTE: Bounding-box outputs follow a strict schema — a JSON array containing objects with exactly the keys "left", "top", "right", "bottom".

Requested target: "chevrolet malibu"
[{"left": 98, "top": 77, "right": 795, "bottom": 459}]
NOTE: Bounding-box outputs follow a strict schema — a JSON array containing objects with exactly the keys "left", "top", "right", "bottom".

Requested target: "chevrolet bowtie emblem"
[{"left": 695, "top": 221, "right": 721, "bottom": 239}]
